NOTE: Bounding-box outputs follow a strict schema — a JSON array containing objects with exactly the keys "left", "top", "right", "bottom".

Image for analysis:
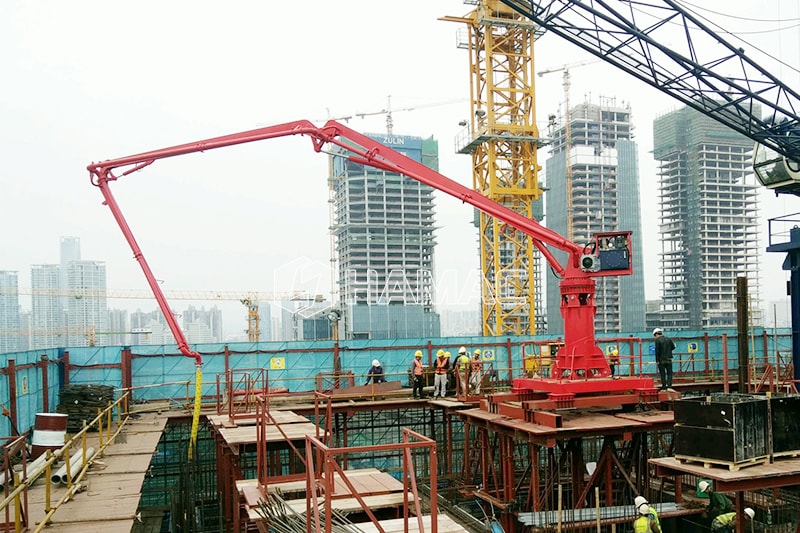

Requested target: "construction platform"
[
  {"left": 23, "top": 412, "right": 167, "bottom": 533},
  {"left": 652, "top": 455, "right": 800, "bottom": 492},
  {"left": 211, "top": 400, "right": 473, "bottom": 533}
]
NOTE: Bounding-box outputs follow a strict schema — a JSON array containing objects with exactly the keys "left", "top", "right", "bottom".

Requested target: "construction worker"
[
  {"left": 608, "top": 348, "right": 620, "bottom": 377},
  {"left": 634, "top": 496, "right": 660, "bottom": 530},
  {"left": 653, "top": 327, "right": 676, "bottom": 390},
  {"left": 470, "top": 349, "right": 483, "bottom": 394},
  {"left": 634, "top": 503, "right": 661, "bottom": 533},
  {"left": 456, "top": 346, "right": 471, "bottom": 396},
  {"left": 711, "top": 508, "right": 754, "bottom": 532},
  {"left": 698, "top": 480, "right": 733, "bottom": 520},
  {"left": 365, "top": 359, "right": 386, "bottom": 385},
  {"left": 433, "top": 350, "right": 450, "bottom": 398},
  {"left": 410, "top": 350, "right": 425, "bottom": 399}
]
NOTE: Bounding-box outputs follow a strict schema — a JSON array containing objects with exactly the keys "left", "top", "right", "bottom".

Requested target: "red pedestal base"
[{"left": 512, "top": 376, "right": 656, "bottom": 395}]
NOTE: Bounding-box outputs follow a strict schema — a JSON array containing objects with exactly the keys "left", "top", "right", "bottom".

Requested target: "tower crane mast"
[{"left": 443, "top": 2, "right": 545, "bottom": 336}]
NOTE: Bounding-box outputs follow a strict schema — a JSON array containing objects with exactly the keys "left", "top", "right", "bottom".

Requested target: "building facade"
[
  {"left": 544, "top": 98, "right": 647, "bottom": 334},
  {"left": 653, "top": 105, "right": 762, "bottom": 329},
  {"left": 0, "top": 271, "right": 20, "bottom": 354},
  {"left": 31, "top": 264, "right": 63, "bottom": 349},
  {"left": 65, "top": 260, "right": 108, "bottom": 347},
  {"left": 330, "top": 133, "right": 440, "bottom": 339}
]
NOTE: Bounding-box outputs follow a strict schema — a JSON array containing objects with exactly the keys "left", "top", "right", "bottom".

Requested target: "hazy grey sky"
[{"left": 1, "top": 1, "right": 798, "bottom": 336}]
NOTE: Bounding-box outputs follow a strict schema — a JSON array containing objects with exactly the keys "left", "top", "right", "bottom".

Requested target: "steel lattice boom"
[{"left": 499, "top": 0, "right": 800, "bottom": 164}]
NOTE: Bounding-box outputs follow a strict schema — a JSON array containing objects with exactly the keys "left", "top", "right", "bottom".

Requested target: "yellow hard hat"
[
  {"left": 612, "top": 349, "right": 619, "bottom": 356},
  {"left": 444, "top": 351, "right": 451, "bottom": 358},
  {"left": 415, "top": 350, "right": 423, "bottom": 357},
  {"left": 474, "top": 349, "right": 481, "bottom": 355},
  {"left": 437, "top": 349, "right": 445, "bottom": 357}
]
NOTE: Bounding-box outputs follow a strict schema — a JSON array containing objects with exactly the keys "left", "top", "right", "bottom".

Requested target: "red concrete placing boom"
[{"left": 87, "top": 120, "right": 654, "bottom": 395}]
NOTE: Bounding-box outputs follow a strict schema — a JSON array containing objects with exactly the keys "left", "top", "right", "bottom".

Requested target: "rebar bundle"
[
  {"left": 255, "top": 490, "right": 366, "bottom": 533},
  {"left": 56, "top": 384, "right": 115, "bottom": 431}
]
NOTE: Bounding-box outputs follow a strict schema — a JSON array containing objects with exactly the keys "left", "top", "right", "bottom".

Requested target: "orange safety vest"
[
  {"left": 413, "top": 358, "right": 424, "bottom": 376},
  {"left": 435, "top": 357, "right": 448, "bottom": 375}
]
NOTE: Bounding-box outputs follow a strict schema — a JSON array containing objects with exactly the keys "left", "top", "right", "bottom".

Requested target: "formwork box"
[
  {"left": 673, "top": 394, "right": 770, "bottom": 465},
  {"left": 770, "top": 394, "right": 800, "bottom": 457}
]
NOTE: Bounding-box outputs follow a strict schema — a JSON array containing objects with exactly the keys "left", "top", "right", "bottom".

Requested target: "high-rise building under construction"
[
  {"left": 544, "top": 98, "right": 646, "bottom": 334},
  {"left": 653, "top": 105, "right": 762, "bottom": 329},
  {"left": 330, "top": 133, "right": 441, "bottom": 339}
]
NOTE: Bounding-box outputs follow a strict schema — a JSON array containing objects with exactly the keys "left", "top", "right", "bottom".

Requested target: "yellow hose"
[{"left": 189, "top": 365, "right": 202, "bottom": 459}]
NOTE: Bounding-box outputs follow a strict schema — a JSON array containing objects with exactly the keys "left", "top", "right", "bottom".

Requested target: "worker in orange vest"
[
  {"left": 411, "top": 350, "right": 425, "bottom": 399},
  {"left": 433, "top": 350, "right": 450, "bottom": 398}
]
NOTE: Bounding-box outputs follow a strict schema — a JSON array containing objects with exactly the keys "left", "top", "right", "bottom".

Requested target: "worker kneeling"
[
  {"left": 711, "top": 508, "right": 754, "bottom": 532},
  {"left": 634, "top": 503, "right": 661, "bottom": 533}
]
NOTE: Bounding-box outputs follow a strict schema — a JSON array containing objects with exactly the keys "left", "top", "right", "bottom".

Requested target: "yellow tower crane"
[{"left": 444, "top": 1, "right": 544, "bottom": 336}]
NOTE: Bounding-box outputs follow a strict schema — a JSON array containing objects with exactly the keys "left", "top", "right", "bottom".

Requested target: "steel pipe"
[{"left": 51, "top": 447, "right": 94, "bottom": 485}]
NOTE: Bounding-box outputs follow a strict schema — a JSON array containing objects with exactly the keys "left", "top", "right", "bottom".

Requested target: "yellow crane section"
[{"left": 444, "top": 0, "right": 544, "bottom": 336}]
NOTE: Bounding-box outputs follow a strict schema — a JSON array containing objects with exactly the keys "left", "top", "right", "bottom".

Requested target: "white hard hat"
[
  {"left": 638, "top": 503, "right": 650, "bottom": 516},
  {"left": 458, "top": 346, "right": 467, "bottom": 354},
  {"left": 653, "top": 327, "right": 663, "bottom": 335},
  {"left": 634, "top": 496, "right": 648, "bottom": 508},
  {"left": 744, "top": 508, "right": 755, "bottom": 519},
  {"left": 698, "top": 481, "right": 710, "bottom": 492},
  {"left": 372, "top": 359, "right": 380, "bottom": 367}
]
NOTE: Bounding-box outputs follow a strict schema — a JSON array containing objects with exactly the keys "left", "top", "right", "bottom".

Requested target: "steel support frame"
[{"left": 303, "top": 429, "right": 437, "bottom": 533}]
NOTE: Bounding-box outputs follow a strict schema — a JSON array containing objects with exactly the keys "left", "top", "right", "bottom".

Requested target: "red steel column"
[
  {"left": 121, "top": 349, "right": 132, "bottom": 391},
  {"left": 62, "top": 351, "right": 70, "bottom": 386},
  {"left": 7, "top": 359, "right": 18, "bottom": 436},
  {"left": 40, "top": 355, "right": 50, "bottom": 413}
]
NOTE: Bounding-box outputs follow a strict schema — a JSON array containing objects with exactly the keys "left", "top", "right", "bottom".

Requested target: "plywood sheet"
[
  {"left": 218, "top": 422, "right": 318, "bottom": 445},
  {"left": 353, "top": 514, "right": 468, "bottom": 533}
]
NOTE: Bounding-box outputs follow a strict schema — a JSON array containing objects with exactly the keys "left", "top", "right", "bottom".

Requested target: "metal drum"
[{"left": 31, "top": 413, "right": 68, "bottom": 459}]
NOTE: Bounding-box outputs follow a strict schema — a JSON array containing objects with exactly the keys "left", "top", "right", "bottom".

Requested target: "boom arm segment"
[
  {"left": 88, "top": 120, "right": 628, "bottom": 379},
  {"left": 500, "top": 0, "right": 800, "bottom": 173}
]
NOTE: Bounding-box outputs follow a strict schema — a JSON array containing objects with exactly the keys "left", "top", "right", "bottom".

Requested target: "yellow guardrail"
[{"left": 0, "top": 391, "right": 130, "bottom": 532}]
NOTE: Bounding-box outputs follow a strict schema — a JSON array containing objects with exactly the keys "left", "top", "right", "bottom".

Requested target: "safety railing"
[
  {"left": 0, "top": 391, "right": 129, "bottom": 532},
  {"left": 1, "top": 434, "right": 29, "bottom": 533},
  {"left": 303, "top": 427, "right": 438, "bottom": 533}
]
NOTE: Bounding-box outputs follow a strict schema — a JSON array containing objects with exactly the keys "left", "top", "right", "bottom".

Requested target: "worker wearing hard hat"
[
  {"left": 455, "top": 347, "right": 471, "bottom": 396},
  {"left": 432, "top": 349, "right": 450, "bottom": 398},
  {"left": 633, "top": 502, "right": 661, "bottom": 533},
  {"left": 711, "top": 508, "right": 754, "bottom": 532},
  {"left": 608, "top": 348, "right": 620, "bottom": 378},
  {"left": 365, "top": 359, "right": 386, "bottom": 386},
  {"left": 653, "top": 327, "right": 676, "bottom": 391},
  {"left": 698, "top": 480, "right": 733, "bottom": 520},
  {"left": 410, "top": 350, "right": 425, "bottom": 399},
  {"left": 634, "top": 496, "right": 660, "bottom": 531}
]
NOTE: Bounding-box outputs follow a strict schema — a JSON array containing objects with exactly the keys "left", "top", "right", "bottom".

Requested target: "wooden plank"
[
  {"left": 217, "top": 422, "right": 318, "bottom": 445},
  {"left": 353, "top": 514, "right": 468, "bottom": 533},
  {"left": 236, "top": 468, "right": 386, "bottom": 496},
  {"left": 248, "top": 492, "right": 408, "bottom": 519},
  {"left": 47, "top": 493, "right": 142, "bottom": 524},
  {"left": 650, "top": 456, "right": 800, "bottom": 481},
  {"left": 242, "top": 485, "right": 264, "bottom": 507},
  {"left": 35, "top": 520, "right": 137, "bottom": 533}
]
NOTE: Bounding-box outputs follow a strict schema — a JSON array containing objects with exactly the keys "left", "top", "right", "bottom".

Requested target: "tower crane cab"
[{"left": 753, "top": 142, "right": 800, "bottom": 195}]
